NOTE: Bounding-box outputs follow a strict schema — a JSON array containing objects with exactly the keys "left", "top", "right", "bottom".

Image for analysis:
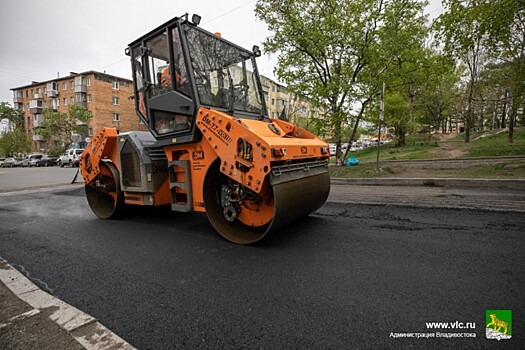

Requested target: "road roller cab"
[{"left": 80, "top": 14, "right": 331, "bottom": 244}]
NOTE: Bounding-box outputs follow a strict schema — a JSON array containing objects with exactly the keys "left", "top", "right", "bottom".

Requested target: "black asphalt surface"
[{"left": 0, "top": 187, "right": 524, "bottom": 349}]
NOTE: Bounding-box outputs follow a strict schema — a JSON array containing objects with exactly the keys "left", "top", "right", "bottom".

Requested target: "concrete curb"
[
  {"left": 331, "top": 177, "right": 525, "bottom": 189},
  {"left": 0, "top": 257, "right": 136, "bottom": 350}
]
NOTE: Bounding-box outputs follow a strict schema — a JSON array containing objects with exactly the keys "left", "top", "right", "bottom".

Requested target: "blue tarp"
[{"left": 345, "top": 156, "right": 359, "bottom": 166}]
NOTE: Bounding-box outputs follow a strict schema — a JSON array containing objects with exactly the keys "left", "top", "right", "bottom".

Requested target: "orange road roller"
[{"left": 80, "top": 14, "right": 330, "bottom": 244}]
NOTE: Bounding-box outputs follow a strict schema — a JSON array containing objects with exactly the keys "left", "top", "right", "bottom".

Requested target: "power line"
[
  {"left": 1, "top": 0, "right": 257, "bottom": 86},
  {"left": 97, "top": 57, "right": 128, "bottom": 71},
  {"left": 203, "top": 0, "right": 257, "bottom": 24},
  {"left": 0, "top": 69, "right": 41, "bottom": 82}
]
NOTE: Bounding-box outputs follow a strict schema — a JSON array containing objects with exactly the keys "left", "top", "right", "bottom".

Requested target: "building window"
[
  {"left": 43, "top": 87, "right": 47, "bottom": 94},
  {"left": 112, "top": 81, "right": 119, "bottom": 90},
  {"left": 112, "top": 97, "right": 119, "bottom": 105},
  {"left": 87, "top": 77, "right": 91, "bottom": 86},
  {"left": 113, "top": 113, "right": 120, "bottom": 121},
  {"left": 26, "top": 90, "right": 29, "bottom": 97},
  {"left": 36, "top": 87, "right": 40, "bottom": 94},
  {"left": 272, "top": 99, "right": 275, "bottom": 105},
  {"left": 87, "top": 94, "right": 92, "bottom": 103},
  {"left": 31, "top": 88, "right": 33, "bottom": 95},
  {"left": 272, "top": 85, "right": 275, "bottom": 92},
  {"left": 62, "top": 83, "right": 67, "bottom": 90},
  {"left": 70, "top": 96, "right": 74, "bottom": 104},
  {"left": 88, "top": 128, "right": 93, "bottom": 136},
  {"left": 63, "top": 97, "right": 67, "bottom": 106},
  {"left": 70, "top": 81, "right": 74, "bottom": 89}
]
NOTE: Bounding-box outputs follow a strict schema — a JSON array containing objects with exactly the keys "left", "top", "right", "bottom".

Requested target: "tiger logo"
[{"left": 486, "top": 314, "right": 509, "bottom": 335}]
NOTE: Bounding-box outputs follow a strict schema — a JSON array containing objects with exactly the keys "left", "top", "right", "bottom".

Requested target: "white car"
[
  {"left": 329, "top": 144, "right": 336, "bottom": 156},
  {"left": 58, "top": 149, "right": 84, "bottom": 167}
]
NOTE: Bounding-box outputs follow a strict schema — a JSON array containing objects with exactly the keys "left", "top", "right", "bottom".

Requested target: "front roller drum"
[
  {"left": 85, "top": 162, "right": 124, "bottom": 219},
  {"left": 203, "top": 161, "right": 330, "bottom": 244}
]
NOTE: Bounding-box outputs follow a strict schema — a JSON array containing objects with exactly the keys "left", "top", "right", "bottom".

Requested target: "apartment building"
[
  {"left": 11, "top": 71, "right": 145, "bottom": 152},
  {"left": 260, "top": 75, "right": 321, "bottom": 127}
]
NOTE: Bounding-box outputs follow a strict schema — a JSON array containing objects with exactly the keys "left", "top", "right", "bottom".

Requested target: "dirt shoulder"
[{"left": 330, "top": 157, "right": 525, "bottom": 179}]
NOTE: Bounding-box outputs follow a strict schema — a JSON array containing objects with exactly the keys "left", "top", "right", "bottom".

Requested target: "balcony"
[
  {"left": 33, "top": 114, "right": 44, "bottom": 128},
  {"left": 32, "top": 134, "right": 45, "bottom": 141},
  {"left": 29, "top": 99, "right": 44, "bottom": 114},
  {"left": 75, "top": 84, "right": 87, "bottom": 93},
  {"left": 46, "top": 82, "right": 59, "bottom": 97},
  {"left": 74, "top": 75, "right": 87, "bottom": 93},
  {"left": 33, "top": 93, "right": 43, "bottom": 99},
  {"left": 13, "top": 92, "right": 23, "bottom": 103},
  {"left": 47, "top": 89, "right": 58, "bottom": 98}
]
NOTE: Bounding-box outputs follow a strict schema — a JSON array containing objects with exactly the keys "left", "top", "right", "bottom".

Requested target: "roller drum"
[
  {"left": 269, "top": 166, "right": 330, "bottom": 234},
  {"left": 204, "top": 160, "right": 330, "bottom": 244}
]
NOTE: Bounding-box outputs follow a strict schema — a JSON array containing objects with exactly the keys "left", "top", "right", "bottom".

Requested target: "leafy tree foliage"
[
  {"left": 37, "top": 104, "right": 92, "bottom": 146},
  {"left": 434, "top": 0, "right": 490, "bottom": 142},
  {"left": 0, "top": 102, "right": 24, "bottom": 130},
  {"left": 0, "top": 102, "right": 31, "bottom": 156},
  {"left": 0, "top": 127, "right": 32, "bottom": 157},
  {"left": 482, "top": 0, "right": 525, "bottom": 143},
  {"left": 256, "top": 0, "right": 430, "bottom": 161},
  {"left": 436, "top": 0, "right": 524, "bottom": 143}
]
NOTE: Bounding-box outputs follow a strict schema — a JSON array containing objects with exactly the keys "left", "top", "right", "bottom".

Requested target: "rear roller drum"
[{"left": 85, "top": 162, "right": 124, "bottom": 219}]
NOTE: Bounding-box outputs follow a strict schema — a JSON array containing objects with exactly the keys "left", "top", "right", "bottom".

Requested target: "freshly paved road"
[{"left": 0, "top": 185, "right": 524, "bottom": 348}]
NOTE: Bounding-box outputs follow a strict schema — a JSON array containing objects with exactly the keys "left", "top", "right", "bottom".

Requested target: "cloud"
[
  {"left": 0, "top": 0, "right": 443, "bottom": 105},
  {"left": 0, "top": 0, "right": 274, "bottom": 103}
]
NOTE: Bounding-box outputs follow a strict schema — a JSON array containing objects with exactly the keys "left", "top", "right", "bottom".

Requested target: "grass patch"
[
  {"left": 332, "top": 128, "right": 525, "bottom": 164},
  {"left": 348, "top": 142, "right": 438, "bottom": 162},
  {"left": 330, "top": 160, "right": 525, "bottom": 179},
  {"left": 466, "top": 128, "right": 525, "bottom": 157},
  {"left": 435, "top": 162, "right": 525, "bottom": 178},
  {"left": 329, "top": 163, "right": 401, "bottom": 178}
]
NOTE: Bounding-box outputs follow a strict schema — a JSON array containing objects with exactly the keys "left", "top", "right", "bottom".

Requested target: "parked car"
[
  {"left": 22, "top": 154, "right": 43, "bottom": 167},
  {"left": 329, "top": 143, "right": 336, "bottom": 156},
  {"left": 36, "top": 156, "right": 58, "bottom": 167},
  {"left": 0, "top": 158, "right": 5, "bottom": 167},
  {"left": 2, "top": 157, "right": 23, "bottom": 167},
  {"left": 58, "top": 149, "right": 84, "bottom": 167}
]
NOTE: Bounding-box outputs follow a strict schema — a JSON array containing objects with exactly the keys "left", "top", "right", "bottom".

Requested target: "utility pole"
[{"left": 376, "top": 81, "right": 385, "bottom": 171}]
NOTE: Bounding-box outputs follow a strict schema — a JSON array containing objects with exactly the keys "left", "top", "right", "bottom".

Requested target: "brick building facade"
[{"left": 11, "top": 71, "right": 145, "bottom": 152}]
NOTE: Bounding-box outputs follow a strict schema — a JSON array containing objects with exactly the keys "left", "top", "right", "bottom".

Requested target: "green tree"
[
  {"left": 0, "top": 127, "right": 32, "bottom": 157},
  {"left": 0, "top": 102, "right": 30, "bottom": 156},
  {"left": 0, "top": 102, "right": 24, "bottom": 130},
  {"left": 38, "top": 104, "right": 92, "bottom": 146},
  {"left": 435, "top": 0, "right": 490, "bottom": 143},
  {"left": 482, "top": 0, "right": 525, "bottom": 142},
  {"left": 416, "top": 52, "right": 460, "bottom": 136},
  {"left": 256, "top": 0, "right": 429, "bottom": 163}
]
